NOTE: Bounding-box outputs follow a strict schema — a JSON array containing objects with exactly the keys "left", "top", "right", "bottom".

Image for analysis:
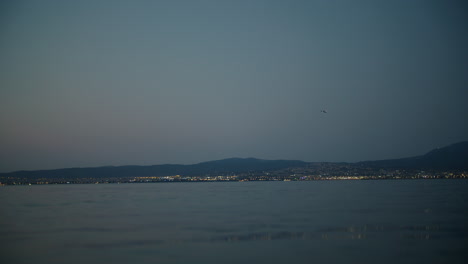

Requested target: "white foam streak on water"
[{"left": 1, "top": 180, "right": 467, "bottom": 264}]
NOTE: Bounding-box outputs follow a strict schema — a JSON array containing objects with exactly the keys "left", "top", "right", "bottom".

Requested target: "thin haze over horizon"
[{"left": 1, "top": 0, "right": 467, "bottom": 172}]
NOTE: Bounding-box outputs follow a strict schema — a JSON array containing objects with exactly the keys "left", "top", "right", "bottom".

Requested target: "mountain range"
[
  {"left": 358, "top": 141, "right": 468, "bottom": 169},
  {"left": 1, "top": 141, "right": 467, "bottom": 180}
]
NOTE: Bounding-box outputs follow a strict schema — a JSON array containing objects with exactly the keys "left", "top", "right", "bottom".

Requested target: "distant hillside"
[
  {"left": 1, "top": 142, "right": 467, "bottom": 180},
  {"left": 358, "top": 141, "right": 468, "bottom": 169},
  {"left": 0, "top": 158, "right": 307, "bottom": 179}
]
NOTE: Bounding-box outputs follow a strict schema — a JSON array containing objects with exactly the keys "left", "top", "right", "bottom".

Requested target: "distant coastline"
[{"left": 1, "top": 142, "right": 467, "bottom": 185}]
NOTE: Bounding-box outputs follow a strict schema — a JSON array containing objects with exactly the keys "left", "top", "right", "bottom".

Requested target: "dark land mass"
[
  {"left": 358, "top": 141, "right": 468, "bottom": 169},
  {"left": 0, "top": 158, "right": 307, "bottom": 180},
  {"left": 1, "top": 142, "right": 467, "bottom": 184}
]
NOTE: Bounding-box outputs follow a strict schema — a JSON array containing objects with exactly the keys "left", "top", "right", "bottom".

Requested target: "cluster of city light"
[{"left": 1, "top": 171, "right": 466, "bottom": 185}]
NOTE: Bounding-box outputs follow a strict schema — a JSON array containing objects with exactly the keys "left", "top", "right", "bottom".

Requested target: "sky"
[{"left": 1, "top": 0, "right": 467, "bottom": 172}]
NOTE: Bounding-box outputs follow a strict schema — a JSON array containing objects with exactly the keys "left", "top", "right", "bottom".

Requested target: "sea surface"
[{"left": 1, "top": 180, "right": 467, "bottom": 264}]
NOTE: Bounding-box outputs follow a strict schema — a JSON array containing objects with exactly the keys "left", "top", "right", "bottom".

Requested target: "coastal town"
[{"left": 1, "top": 163, "right": 466, "bottom": 185}]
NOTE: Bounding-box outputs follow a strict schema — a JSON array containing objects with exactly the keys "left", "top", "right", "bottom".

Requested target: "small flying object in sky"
[{"left": 321, "top": 110, "right": 327, "bottom": 113}]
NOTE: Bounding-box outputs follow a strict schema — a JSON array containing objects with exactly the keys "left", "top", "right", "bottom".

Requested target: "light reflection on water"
[{"left": 1, "top": 180, "right": 467, "bottom": 264}]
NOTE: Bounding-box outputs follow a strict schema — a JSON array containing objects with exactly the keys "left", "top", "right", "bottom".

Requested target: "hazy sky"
[{"left": 1, "top": 0, "right": 467, "bottom": 172}]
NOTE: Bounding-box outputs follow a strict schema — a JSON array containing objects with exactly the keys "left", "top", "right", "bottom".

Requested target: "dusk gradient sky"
[{"left": 1, "top": 0, "right": 467, "bottom": 172}]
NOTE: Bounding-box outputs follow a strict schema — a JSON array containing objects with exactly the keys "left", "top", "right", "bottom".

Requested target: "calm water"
[{"left": 1, "top": 180, "right": 467, "bottom": 264}]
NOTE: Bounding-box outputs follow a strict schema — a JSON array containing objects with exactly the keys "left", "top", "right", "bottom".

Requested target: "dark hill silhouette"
[
  {"left": 1, "top": 142, "right": 466, "bottom": 180},
  {"left": 190, "top": 157, "right": 306, "bottom": 173},
  {"left": 358, "top": 141, "right": 468, "bottom": 169},
  {"left": 0, "top": 158, "right": 307, "bottom": 179}
]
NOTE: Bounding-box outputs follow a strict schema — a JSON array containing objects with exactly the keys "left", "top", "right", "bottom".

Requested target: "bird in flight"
[{"left": 321, "top": 110, "right": 327, "bottom": 113}]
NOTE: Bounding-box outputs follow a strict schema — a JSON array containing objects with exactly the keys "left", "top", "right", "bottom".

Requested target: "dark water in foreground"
[{"left": 1, "top": 180, "right": 467, "bottom": 264}]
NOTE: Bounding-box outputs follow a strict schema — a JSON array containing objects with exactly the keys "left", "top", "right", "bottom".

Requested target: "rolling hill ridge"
[{"left": 1, "top": 142, "right": 466, "bottom": 180}]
